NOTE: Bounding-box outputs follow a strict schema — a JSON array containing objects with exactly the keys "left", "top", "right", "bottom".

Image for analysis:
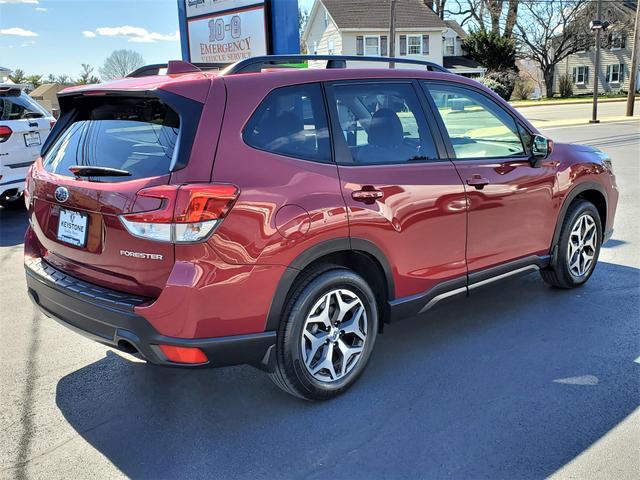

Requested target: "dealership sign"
[
  {"left": 187, "top": 5, "right": 267, "bottom": 63},
  {"left": 185, "top": 0, "right": 260, "bottom": 18},
  {"left": 178, "top": 0, "right": 299, "bottom": 65}
]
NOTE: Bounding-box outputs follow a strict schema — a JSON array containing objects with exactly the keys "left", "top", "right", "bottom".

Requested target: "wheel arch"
[
  {"left": 264, "top": 238, "right": 395, "bottom": 332},
  {"left": 551, "top": 181, "right": 608, "bottom": 251}
]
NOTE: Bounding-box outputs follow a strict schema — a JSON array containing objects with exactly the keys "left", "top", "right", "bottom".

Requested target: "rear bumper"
[{"left": 25, "top": 257, "right": 276, "bottom": 371}]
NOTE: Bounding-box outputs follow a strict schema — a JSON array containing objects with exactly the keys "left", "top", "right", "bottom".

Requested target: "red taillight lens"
[
  {"left": 175, "top": 184, "right": 239, "bottom": 223},
  {"left": 49, "top": 120, "right": 56, "bottom": 130},
  {"left": 120, "top": 183, "right": 239, "bottom": 243},
  {"left": 0, "top": 126, "right": 12, "bottom": 143},
  {"left": 158, "top": 345, "right": 208, "bottom": 364}
]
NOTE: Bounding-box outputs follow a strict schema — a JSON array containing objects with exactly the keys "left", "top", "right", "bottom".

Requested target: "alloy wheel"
[
  {"left": 567, "top": 213, "right": 597, "bottom": 278},
  {"left": 300, "top": 288, "right": 368, "bottom": 382}
]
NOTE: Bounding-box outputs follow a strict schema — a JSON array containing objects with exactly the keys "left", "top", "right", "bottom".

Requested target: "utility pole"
[
  {"left": 590, "top": 0, "right": 603, "bottom": 123},
  {"left": 389, "top": 0, "right": 397, "bottom": 68},
  {"left": 626, "top": 0, "right": 639, "bottom": 116}
]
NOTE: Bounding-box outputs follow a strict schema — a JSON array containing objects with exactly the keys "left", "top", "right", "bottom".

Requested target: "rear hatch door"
[{"left": 30, "top": 91, "right": 200, "bottom": 297}]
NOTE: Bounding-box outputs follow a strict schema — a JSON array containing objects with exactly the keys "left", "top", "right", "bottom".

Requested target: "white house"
[
  {"left": 0, "top": 66, "right": 12, "bottom": 83},
  {"left": 302, "top": 0, "right": 485, "bottom": 77}
]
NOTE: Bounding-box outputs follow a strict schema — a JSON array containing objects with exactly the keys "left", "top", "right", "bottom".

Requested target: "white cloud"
[
  {"left": 0, "top": 0, "right": 39, "bottom": 4},
  {"left": 0, "top": 27, "right": 38, "bottom": 37},
  {"left": 89, "top": 25, "right": 178, "bottom": 43},
  {"left": 82, "top": 30, "right": 97, "bottom": 38},
  {"left": 20, "top": 40, "right": 36, "bottom": 47},
  {"left": 35, "top": 6, "right": 46, "bottom": 11}
]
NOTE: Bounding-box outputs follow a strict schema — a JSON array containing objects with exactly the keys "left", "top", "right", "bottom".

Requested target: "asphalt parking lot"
[{"left": 1, "top": 120, "right": 638, "bottom": 480}]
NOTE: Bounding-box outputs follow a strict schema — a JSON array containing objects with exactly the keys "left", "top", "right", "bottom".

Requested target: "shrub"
[
  {"left": 513, "top": 79, "right": 535, "bottom": 100},
  {"left": 462, "top": 30, "right": 517, "bottom": 72},
  {"left": 479, "top": 77, "right": 511, "bottom": 100},
  {"left": 558, "top": 75, "right": 573, "bottom": 98},
  {"left": 481, "top": 70, "right": 518, "bottom": 100}
]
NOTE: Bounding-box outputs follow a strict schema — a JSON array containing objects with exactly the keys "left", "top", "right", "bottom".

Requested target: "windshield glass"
[{"left": 42, "top": 97, "right": 180, "bottom": 182}]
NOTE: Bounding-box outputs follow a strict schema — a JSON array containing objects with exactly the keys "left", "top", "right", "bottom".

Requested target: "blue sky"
[{"left": 0, "top": 0, "right": 316, "bottom": 78}]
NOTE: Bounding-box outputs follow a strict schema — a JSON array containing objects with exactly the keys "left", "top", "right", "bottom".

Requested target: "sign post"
[{"left": 177, "top": 0, "right": 299, "bottom": 66}]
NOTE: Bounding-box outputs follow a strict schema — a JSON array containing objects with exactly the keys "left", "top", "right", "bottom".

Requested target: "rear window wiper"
[
  {"left": 24, "top": 112, "right": 44, "bottom": 119},
  {"left": 69, "top": 165, "right": 132, "bottom": 177}
]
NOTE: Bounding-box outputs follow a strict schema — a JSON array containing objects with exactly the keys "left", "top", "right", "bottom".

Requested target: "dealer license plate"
[{"left": 57, "top": 209, "right": 89, "bottom": 247}]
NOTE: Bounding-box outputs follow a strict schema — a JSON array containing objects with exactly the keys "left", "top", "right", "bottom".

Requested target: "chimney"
[{"left": 424, "top": 0, "right": 434, "bottom": 9}]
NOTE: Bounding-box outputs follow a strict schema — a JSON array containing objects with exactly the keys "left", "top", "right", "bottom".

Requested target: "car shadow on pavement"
[
  {"left": 55, "top": 261, "right": 639, "bottom": 479},
  {"left": 0, "top": 206, "right": 28, "bottom": 247}
]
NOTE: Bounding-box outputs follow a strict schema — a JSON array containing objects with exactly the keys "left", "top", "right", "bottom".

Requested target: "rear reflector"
[
  {"left": 0, "top": 126, "right": 12, "bottom": 143},
  {"left": 158, "top": 345, "right": 208, "bottom": 364},
  {"left": 120, "top": 183, "right": 238, "bottom": 243}
]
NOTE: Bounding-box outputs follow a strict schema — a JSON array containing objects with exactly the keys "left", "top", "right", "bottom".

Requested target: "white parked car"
[{"left": 0, "top": 85, "right": 55, "bottom": 208}]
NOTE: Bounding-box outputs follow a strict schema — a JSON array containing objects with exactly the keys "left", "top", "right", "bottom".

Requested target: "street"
[{"left": 0, "top": 119, "right": 639, "bottom": 479}]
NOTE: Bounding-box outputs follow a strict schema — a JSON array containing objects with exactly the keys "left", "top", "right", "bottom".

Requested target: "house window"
[
  {"left": 610, "top": 32, "right": 626, "bottom": 50},
  {"left": 573, "top": 66, "right": 588, "bottom": 85},
  {"left": 606, "top": 63, "right": 624, "bottom": 83},
  {"left": 407, "top": 35, "right": 422, "bottom": 55},
  {"left": 324, "top": 11, "right": 329, "bottom": 27},
  {"left": 364, "top": 36, "right": 380, "bottom": 56},
  {"left": 328, "top": 39, "right": 335, "bottom": 55},
  {"left": 444, "top": 37, "right": 455, "bottom": 56},
  {"left": 313, "top": 41, "right": 318, "bottom": 55}
]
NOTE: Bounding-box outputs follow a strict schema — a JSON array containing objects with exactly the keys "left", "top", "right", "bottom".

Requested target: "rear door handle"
[
  {"left": 466, "top": 175, "right": 490, "bottom": 190},
  {"left": 352, "top": 186, "right": 384, "bottom": 203}
]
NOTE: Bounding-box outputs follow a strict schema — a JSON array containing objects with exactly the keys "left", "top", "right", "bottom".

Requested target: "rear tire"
[
  {"left": 269, "top": 266, "right": 378, "bottom": 400},
  {"left": 0, "top": 190, "right": 24, "bottom": 209},
  {"left": 541, "top": 199, "right": 602, "bottom": 288}
]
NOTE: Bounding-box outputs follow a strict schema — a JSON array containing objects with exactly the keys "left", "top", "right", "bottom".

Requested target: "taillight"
[
  {"left": 120, "top": 184, "right": 238, "bottom": 243},
  {"left": 0, "top": 126, "right": 12, "bottom": 143},
  {"left": 49, "top": 120, "right": 56, "bottom": 130}
]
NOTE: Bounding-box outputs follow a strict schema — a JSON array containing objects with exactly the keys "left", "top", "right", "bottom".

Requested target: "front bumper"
[{"left": 25, "top": 257, "right": 276, "bottom": 371}]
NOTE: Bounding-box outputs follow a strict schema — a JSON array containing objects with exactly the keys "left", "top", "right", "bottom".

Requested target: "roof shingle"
[{"left": 321, "top": 0, "right": 448, "bottom": 30}]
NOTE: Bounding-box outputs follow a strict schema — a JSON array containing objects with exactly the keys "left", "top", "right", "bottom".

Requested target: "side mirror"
[{"left": 530, "top": 134, "right": 552, "bottom": 166}]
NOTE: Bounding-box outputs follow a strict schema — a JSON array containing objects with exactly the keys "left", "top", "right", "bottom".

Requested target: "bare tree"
[
  {"left": 515, "top": 0, "right": 587, "bottom": 97},
  {"left": 77, "top": 64, "right": 99, "bottom": 85},
  {"left": 446, "top": 0, "right": 518, "bottom": 37},
  {"left": 99, "top": 49, "right": 144, "bottom": 80},
  {"left": 434, "top": 0, "right": 447, "bottom": 20},
  {"left": 9, "top": 69, "right": 26, "bottom": 84}
]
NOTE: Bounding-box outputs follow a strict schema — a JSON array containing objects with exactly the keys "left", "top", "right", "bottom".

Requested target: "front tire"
[
  {"left": 269, "top": 267, "right": 378, "bottom": 400},
  {"left": 541, "top": 199, "right": 602, "bottom": 288}
]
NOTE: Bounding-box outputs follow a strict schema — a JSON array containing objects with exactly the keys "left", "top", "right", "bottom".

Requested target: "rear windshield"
[
  {"left": 0, "top": 92, "right": 49, "bottom": 120},
  {"left": 42, "top": 97, "right": 180, "bottom": 182}
]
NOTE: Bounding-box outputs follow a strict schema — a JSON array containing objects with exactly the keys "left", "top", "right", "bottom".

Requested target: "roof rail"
[
  {"left": 127, "top": 61, "right": 225, "bottom": 78},
  {"left": 221, "top": 55, "right": 450, "bottom": 75},
  {"left": 126, "top": 55, "right": 450, "bottom": 78}
]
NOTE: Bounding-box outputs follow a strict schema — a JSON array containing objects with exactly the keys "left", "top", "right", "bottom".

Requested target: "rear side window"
[
  {"left": 43, "top": 97, "right": 179, "bottom": 182},
  {"left": 330, "top": 82, "right": 438, "bottom": 165},
  {"left": 0, "top": 92, "right": 48, "bottom": 120},
  {"left": 243, "top": 83, "right": 331, "bottom": 162}
]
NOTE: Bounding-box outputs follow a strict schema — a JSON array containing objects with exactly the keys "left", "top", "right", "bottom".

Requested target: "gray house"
[{"left": 554, "top": 0, "right": 638, "bottom": 95}]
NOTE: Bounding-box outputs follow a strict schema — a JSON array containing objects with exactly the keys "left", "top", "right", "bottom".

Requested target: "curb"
[
  {"left": 531, "top": 115, "right": 640, "bottom": 129},
  {"left": 512, "top": 97, "right": 639, "bottom": 109}
]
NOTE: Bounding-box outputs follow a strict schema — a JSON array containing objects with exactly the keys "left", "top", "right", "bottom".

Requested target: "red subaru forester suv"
[{"left": 24, "top": 56, "right": 618, "bottom": 400}]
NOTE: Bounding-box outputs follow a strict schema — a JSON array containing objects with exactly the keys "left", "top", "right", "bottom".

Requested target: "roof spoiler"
[{"left": 127, "top": 55, "right": 450, "bottom": 78}]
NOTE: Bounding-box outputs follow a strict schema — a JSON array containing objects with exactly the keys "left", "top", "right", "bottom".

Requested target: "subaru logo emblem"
[{"left": 54, "top": 186, "right": 69, "bottom": 203}]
